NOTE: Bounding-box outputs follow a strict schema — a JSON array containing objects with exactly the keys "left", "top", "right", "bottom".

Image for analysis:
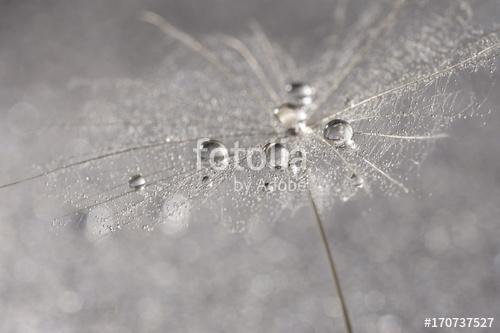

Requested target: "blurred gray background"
[{"left": 0, "top": 0, "right": 499, "bottom": 332}]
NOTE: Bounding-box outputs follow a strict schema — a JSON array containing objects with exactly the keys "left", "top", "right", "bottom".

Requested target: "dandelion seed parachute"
[{"left": 0, "top": 0, "right": 497, "bottom": 237}]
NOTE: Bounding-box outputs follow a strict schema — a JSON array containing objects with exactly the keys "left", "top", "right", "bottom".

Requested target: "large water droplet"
[
  {"left": 286, "top": 82, "right": 315, "bottom": 106},
  {"left": 323, "top": 119, "right": 354, "bottom": 147},
  {"left": 273, "top": 103, "right": 307, "bottom": 132},
  {"left": 129, "top": 174, "right": 146, "bottom": 191},
  {"left": 264, "top": 142, "right": 290, "bottom": 169},
  {"left": 199, "top": 139, "right": 228, "bottom": 164}
]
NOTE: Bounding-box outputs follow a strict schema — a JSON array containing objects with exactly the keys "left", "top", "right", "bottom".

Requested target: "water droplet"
[
  {"left": 201, "top": 175, "right": 213, "bottom": 187},
  {"left": 199, "top": 139, "right": 228, "bottom": 164},
  {"left": 273, "top": 103, "right": 307, "bottom": 131},
  {"left": 351, "top": 173, "right": 364, "bottom": 188},
  {"left": 323, "top": 119, "right": 355, "bottom": 147},
  {"left": 129, "top": 174, "right": 146, "bottom": 191},
  {"left": 264, "top": 142, "right": 290, "bottom": 169},
  {"left": 263, "top": 181, "right": 274, "bottom": 193},
  {"left": 286, "top": 82, "right": 315, "bottom": 106}
]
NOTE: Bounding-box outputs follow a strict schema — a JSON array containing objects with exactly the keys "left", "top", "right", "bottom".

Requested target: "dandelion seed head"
[{"left": 0, "top": 0, "right": 497, "bottom": 240}]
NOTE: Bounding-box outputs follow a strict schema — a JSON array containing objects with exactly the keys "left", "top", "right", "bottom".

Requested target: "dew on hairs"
[{"left": 80, "top": 207, "right": 113, "bottom": 241}]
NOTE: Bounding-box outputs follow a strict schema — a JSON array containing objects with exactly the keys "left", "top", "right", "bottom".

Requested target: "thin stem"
[
  {"left": 308, "top": 190, "right": 353, "bottom": 333},
  {"left": 0, "top": 131, "right": 273, "bottom": 190}
]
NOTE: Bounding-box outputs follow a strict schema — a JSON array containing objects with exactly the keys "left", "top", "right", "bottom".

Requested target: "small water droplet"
[
  {"left": 201, "top": 175, "right": 214, "bottom": 187},
  {"left": 263, "top": 181, "right": 274, "bottom": 193},
  {"left": 199, "top": 139, "right": 228, "bottom": 164},
  {"left": 286, "top": 82, "right": 315, "bottom": 106},
  {"left": 264, "top": 142, "right": 290, "bottom": 169},
  {"left": 129, "top": 174, "right": 146, "bottom": 191},
  {"left": 273, "top": 103, "right": 307, "bottom": 132},
  {"left": 344, "top": 97, "right": 354, "bottom": 107},
  {"left": 351, "top": 173, "right": 364, "bottom": 188},
  {"left": 323, "top": 119, "right": 355, "bottom": 148}
]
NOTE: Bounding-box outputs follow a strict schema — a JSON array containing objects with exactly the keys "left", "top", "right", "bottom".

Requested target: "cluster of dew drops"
[{"left": 127, "top": 80, "right": 363, "bottom": 193}]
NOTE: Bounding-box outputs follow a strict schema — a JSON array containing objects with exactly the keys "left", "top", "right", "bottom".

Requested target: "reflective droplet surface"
[
  {"left": 273, "top": 103, "right": 307, "bottom": 131},
  {"left": 323, "top": 119, "right": 354, "bottom": 147},
  {"left": 129, "top": 174, "right": 146, "bottom": 191},
  {"left": 199, "top": 139, "right": 228, "bottom": 164},
  {"left": 264, "top": 142, "right": 290, "bottom": 169},
  {"left": 286, "top": 82, "right": 314, "bottom": 106}
]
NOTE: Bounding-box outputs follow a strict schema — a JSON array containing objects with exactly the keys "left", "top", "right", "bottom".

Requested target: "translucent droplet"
[
  {"left": 323, "top": 119, "right": 354, "bottom": 147},
  {"left": 129, "top": 174, "right": 146, "bottom": 191},
  {"left": 201, "top": 175, "right": 213, "bottom": 187},
  {"left": 286, "top": 82, "right": 315, "bottom": 106},
  {"left": 199, "top": 139, "right": 228, "bottom": 164},
  {"left": 273, "top": 103, "right": 307, "bottom": 131},
  {"left": 351, "top": 173, "right": 364, "bottom": 188},
  {"left": 264, "top": 142, "right": 290, "bottom": 169}
]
